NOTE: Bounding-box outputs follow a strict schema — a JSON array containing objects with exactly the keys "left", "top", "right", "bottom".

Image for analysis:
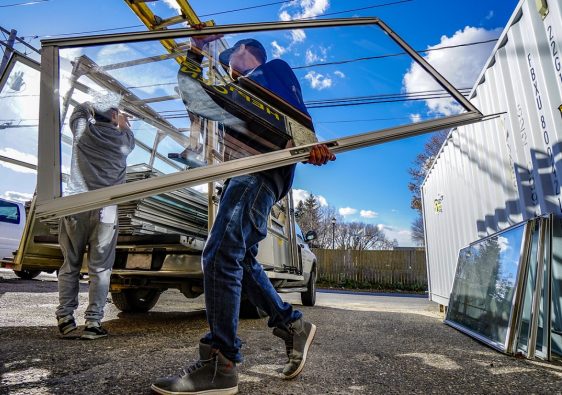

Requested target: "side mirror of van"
[{"left": 305, "top": 230, "right": 317, "bottom": 242}]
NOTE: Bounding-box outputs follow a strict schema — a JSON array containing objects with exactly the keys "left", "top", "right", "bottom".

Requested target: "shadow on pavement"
[
  {"left": 1, "top": 306, "right": 561, "bottom": 394},
  {"left": 0, "top": 277, "right": 88, "bottom": 297}
]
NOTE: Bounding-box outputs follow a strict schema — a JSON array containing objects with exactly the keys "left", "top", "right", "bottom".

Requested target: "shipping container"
[{"left": 421, "top": 0, "right": 562, "bottom": 353}]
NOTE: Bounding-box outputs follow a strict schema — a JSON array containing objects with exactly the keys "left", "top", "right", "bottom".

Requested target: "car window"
[
  {"left": 294, "top": 222, "right": 305, "bottom": 243},
  {"left": 0, "top": 200, "right": 20, "bottom": 225}
]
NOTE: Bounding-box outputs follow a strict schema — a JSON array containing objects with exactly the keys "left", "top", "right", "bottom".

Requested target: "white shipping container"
[{"left": 421, "top": 0, "right": 562, "bottom": 352}]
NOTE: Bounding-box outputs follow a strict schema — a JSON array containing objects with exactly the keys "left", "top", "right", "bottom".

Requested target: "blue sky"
[{"left": 0, "top": 0, "right": 520, "bottom": 245}]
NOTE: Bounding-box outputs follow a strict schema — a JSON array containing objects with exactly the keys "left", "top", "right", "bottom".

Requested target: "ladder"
[
  {"left": 124, "top": 0, "right": 228, "bottom": 226},
  {"left": 125, "top": 0, "right": 213, "bottom": 65}
]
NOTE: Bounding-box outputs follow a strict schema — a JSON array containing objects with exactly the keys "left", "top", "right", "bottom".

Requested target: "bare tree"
[
  {"left": 411, "top": 214, "right": 425, "bottom": 246},
  {"left": 294, "top": 194, "right": 396, "bottom": 250},
  {"left": 407, "top": 130, "right": 448, "bottom": 243},
  {"left": 408, "top": 130, "right": 448, "bottom": 211}
]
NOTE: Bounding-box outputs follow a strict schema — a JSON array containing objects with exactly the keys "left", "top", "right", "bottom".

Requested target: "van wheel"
[
  {"left": 301, "top": 266, "right": 316, "bottom": 306},
  {"left": 111, "top": 289, "right": 161, "bottom": 313},
  {"left": 13, "top": 269, "right": 41, "bottom": 280},
  {"left": 239, "top": 298, "right": 268, "bottom": 319}
]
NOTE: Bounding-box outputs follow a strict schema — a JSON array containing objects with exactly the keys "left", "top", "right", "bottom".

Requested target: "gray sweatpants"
[{"left": 56, "top": 207, "right": 118, "bottom": 322}]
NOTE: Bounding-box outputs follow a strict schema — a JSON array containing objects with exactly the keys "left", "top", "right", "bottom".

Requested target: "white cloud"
[
  {"left": 162, "top": 0, "right": 181, "bottom": 12},
  {"left": 402, "top": 26, "right": 501, "bottom": 116},
  {"left": 339, "top": 207, "right": 357, "bottom": 216},
  {"left": 279, "top": 10, "right": 291, "bottom": 21},
  {"left": 160, "top": 0, "right": 188, "bottom": 27},
  {"left": 291, "top": 29, "right": 306, "bottom": 43},
  {"left": 379, "top": 224, "right": 415, "bottom": 247},
  {"left": 497, "top": 236, "right": 510, "bottom": 252},
  {"left": 334, "top": 70, "right": 345, "bottom": 78},
  {"left": 305, "top": 71, "right": 332, "bottom": 90},
  {"left": 60, "top": 47, "right": 84, "bottom": 62},
  {"left": 271, "top": 41, "right": 287, "bottom": 58},
  {"left": 98, "top": 43, "right": 132, "bottom": 58},
  {"left": 278, "top": 1, "right": 329, "bottom": 47},
  {"left": 1, "top": 191, "right": 33, "bottom": 203},
  {"left": 410, "top": 113, "right": 421, "bottom": 123},
  {"left": 293, "top": 189, "right": 328, "bottom": 207},
  {"left": 317, "top": 195, "right": 328, "bottom": 207},
  {"left": 0, "top": 148, "right": 37, "bottom": 174},
  {"left": 305, "top": 46, "right": 328, "bottom": 64},
  {"left": 360, "top": 210, "right": 378, "bottom": 219},
  {"left": 281, "top": 0, "right": 330, "bottom": 19},
  {"left": 305, "top": 50, "right": 319, "bottom": 64},
  {"left": 485, "top": 10, "right": 494, "bottom": 20}
]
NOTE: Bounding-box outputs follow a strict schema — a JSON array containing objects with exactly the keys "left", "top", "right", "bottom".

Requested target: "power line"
[
  {"left": 199, "top": 1, "right": 287, "bottom": 17},
  {"left": 20, "top": 0, "right": 413, "bottom": 39},
  {"left": 129, "top": 88, "right": 471, "bottom": 117},
  {"left": 293, "top": 38, "right": 498, "bottom": 69},
  {"left": 316, "top": 116, "right": 418, "bottom": 124},
  {"left": 0, "top": 0, "right": 48, "bottom": 8},
  {"left": 122, "top": 37, "right": 496, "bottom": 90},
  {"left": 21, "top": 25, "right": 145, "bottom": 39}
]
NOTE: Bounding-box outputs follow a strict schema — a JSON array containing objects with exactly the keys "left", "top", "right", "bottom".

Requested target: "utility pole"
[{"left": 0, "top": 29, "right": 16, "bottom": 77}]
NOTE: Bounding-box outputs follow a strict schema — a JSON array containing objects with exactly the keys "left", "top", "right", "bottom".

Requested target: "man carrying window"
[{"left": 152, "top": 29, "right": 335, "bottom": 395}]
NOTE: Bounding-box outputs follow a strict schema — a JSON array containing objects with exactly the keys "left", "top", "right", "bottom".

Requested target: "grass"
[{"left": 317, "top": 278, "right": 427, "bottom": 294}]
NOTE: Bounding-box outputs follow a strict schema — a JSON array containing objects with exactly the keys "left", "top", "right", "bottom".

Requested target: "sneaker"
[
  {"left": 151, "top": 342, "right": 238, "bottom": 395},
  {"left": 273, "top": 318, "right": 317, "bottom": 379},
  {"left": 57, "top": 314, "right": 77, "bottom": 335},
  {"left": 81, "top": 321, "right": 108, "bottom": 340}
]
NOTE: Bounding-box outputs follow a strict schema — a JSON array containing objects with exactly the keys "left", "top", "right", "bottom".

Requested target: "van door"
[{"left": 0, "top": 199, "right": 24, "bottom": 259}]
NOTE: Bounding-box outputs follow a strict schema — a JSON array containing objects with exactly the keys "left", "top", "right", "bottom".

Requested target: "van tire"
[
  {"left": 111, "top": 289, "right": 161, "bottom": 313},
  {"left": 301, "top": 266, "right": 316, "bottom": 306},
  {"left": 13, "top": 269, "right": 41, "bottom": 280}
]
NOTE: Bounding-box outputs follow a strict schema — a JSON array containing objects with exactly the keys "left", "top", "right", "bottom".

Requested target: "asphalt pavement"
[{"left": 1, "top": 269, "right": 561, "bottom": 394}]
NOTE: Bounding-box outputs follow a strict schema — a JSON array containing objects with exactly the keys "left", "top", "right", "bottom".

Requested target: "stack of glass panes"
[
  {"left": 445, "top": 215, "right": 559, "bottom": 361},
  {"left": 45, "top": 164, "right": 208, "bottom": 238}
]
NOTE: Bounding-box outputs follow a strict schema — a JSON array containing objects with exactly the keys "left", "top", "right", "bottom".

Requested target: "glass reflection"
[
  {"left": 447, "top": 223, "right": 526, "bottom": 347},
  {"left": 56, "top": 24, "right": 464, "bottom": 193},
  {"left": 0, "top": 59, "right": 41, "bottom": 202}
]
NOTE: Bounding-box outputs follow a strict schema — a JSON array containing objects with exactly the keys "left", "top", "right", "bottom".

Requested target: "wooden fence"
[{"left": 312, "top": 249, "right": 427, "bottom": 290}]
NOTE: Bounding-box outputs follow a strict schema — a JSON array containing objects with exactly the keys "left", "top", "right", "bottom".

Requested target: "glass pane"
[
  {"left": 534, "top": 218, "right": 551, "bottom": 359},
  {"left": 516, "top": 220, "right": 541, "bottom": 354},
  {"left": 0, "top": 58, "right": 41, "bottom": 203},
  {"left": 56, "top": 22, "right": 466, "bottom": 197},
  {"left": 446, "top": 222, "right": 527, "bottom": 349},
  {"left": 551, "top": 217, "right": 562, "bottom": 357}
]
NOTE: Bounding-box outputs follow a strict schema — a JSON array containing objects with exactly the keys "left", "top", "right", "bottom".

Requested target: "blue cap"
[{"left": 219, "top": 39, "right": 267, "bottom": 68}]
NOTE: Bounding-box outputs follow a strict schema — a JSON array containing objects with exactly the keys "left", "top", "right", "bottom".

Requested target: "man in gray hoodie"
[{"left": 56, "top": 97, "right": 135, "bottom": 340}]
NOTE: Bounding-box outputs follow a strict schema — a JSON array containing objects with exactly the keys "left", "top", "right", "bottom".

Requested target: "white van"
[{"left": 0, "top": 198, "right": 26, "bottom": 261}]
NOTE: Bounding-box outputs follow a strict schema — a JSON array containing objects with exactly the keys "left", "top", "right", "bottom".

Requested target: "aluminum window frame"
[
  {"left": 445, "top": 215, "right": 554, "bottom": 359},
  {"left": 35, "top": 17, "right": 484, "bottom": 219},
  {"left": 444, "top": 220, "right": 533, "bottom": 353}
]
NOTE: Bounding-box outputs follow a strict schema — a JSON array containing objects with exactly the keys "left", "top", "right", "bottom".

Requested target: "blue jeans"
[{"left": 201, "top": 174, "right": 302, "bottom": 363}]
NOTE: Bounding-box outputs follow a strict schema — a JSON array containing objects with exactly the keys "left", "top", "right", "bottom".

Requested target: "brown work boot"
[
  {"left": 273, "top": 318, "right": 317, "bottom": 379},
  {"left": 151, "top": 342, "right": 238, "bottom": 394}
]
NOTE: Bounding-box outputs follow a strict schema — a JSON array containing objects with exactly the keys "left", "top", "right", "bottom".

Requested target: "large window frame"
[{"left": 35, "top": 17, "right": 485, "bottom": 219}]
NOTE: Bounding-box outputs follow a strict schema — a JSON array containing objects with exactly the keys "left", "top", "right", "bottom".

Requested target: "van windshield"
[{"left": 0, "top": 200, "right": 20, "bottom": 225}]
